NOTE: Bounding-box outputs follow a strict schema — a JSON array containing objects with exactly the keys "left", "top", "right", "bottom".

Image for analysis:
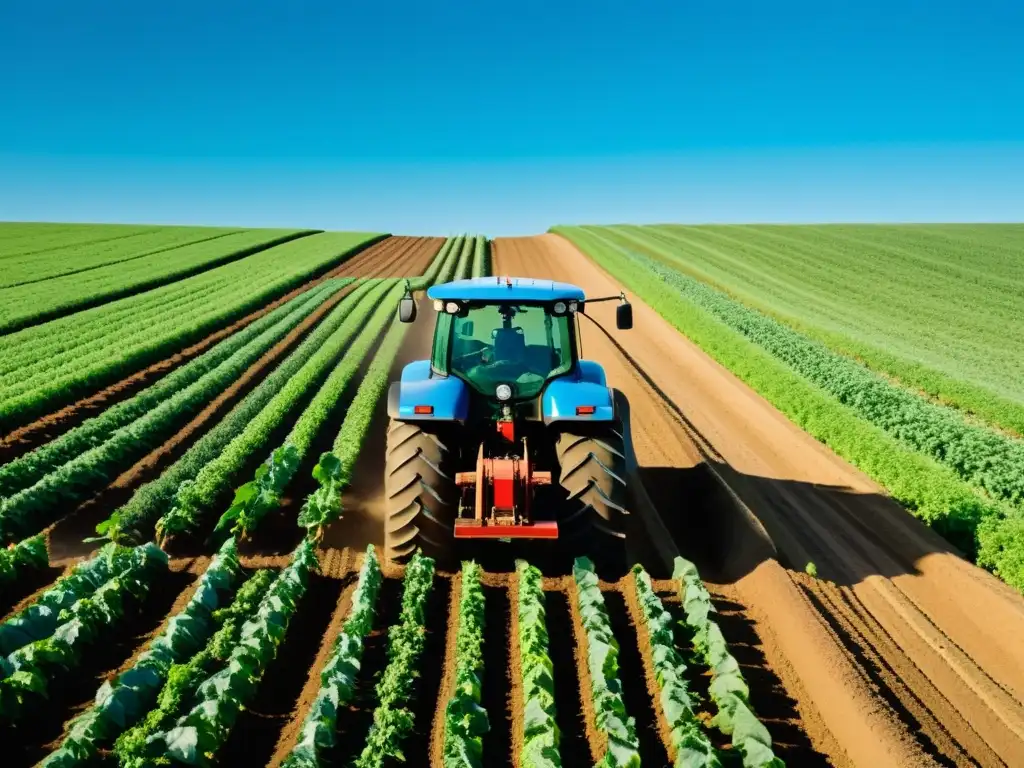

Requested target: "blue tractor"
[{"left": 385, "top": 275, "right": 634, "bottom": 564}]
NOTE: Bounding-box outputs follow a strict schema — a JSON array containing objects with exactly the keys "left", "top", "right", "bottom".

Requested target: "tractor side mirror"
[
  {"left": 398, "top": 294, "right": 417, "bottom": 323},
  {"left": 616, "top": 301, "right": 633, "bottom": 330}
]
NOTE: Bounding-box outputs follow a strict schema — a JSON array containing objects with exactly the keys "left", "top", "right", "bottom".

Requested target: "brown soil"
[
  {"left": 0, "top": 234, "right": 394, "bottom": 459},
  {"left": 266, "top": 555, "right": 356, "bottom": 768},
  {"left": 507, "top": 569, "right": 525, "bottom": 767},
  {"left": 495, "top": 234, "right": 1024, "bottom": 767},
  {"left": 429, "top": 572, "right": 463, "bottom": 767},
  {"left": 480, "top": 575, "right": 515, "bottom": 768}
]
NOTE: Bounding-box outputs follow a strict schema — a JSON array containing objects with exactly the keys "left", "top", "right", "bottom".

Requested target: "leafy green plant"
[
  {"left": 298, "top": 317, "right": 408, "bottom": 536},
  {"left": 0, "top": 542, "right": 148, "bottom": 656},
  {"left": 672, "top": 558, "right": 784, "bottom": 768},
  {"left": 0, "top": 543, "right": 168, "bottom": 719},
  {"left": 157, "top": 280, "right": 395, "bottom": 543},
  {"left": 410, "top": 235, "right": 465, "bottom": 291},
  {"left": 216, "top": 282, "right": 404, "bottom": 538},
  {"left": 630, "top": 565, "right": 721, "bottom": 768},
  {"left": 41, "top": 538, "right": 243, "bottom": 766},
  {"left": 120, "top": 539, "right": 316, "bottom": 766},
  {"left": 442, "top": 561, "right": 489, "bottom": 767},
  {"left": 516, "top": 559, "right": 561, "bottom": 768},
  {"left": 281, "top": 544, "right": 384, "bottom": 768},
  {"left": 355, "top": 550, "right": 436, "bottom": 767},
  {"left": 97, "top": 279, "right": 380, "bottom": 545},
  {"left": 572, "top": 557, "right": 640, "bottom": 767},
  {"left": 0, "top": 533, "right": 48, "bottom": 585},
  {"left": 471, "top": 237, "right": 490, "bottom": 278}
]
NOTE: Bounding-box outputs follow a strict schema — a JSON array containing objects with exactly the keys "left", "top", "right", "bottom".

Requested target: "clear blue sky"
[{"left": 1, "top": 1, "right": 1022, "bottom": 235}]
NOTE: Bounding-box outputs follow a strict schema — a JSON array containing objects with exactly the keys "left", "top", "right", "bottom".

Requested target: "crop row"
[
  {"left": 0, "top": 230, "right": 383, "bottom": 430},
  {"left": 280, "top": 544, "right": 384, "bottom": 768},
  {"left": 0, "top": 229, "right": 313, "bottom": 334},
  {"left": 0, "top": 280, "right": 353, "bottom": 545},
  {"left": 0, "top": 225, "right": 240, "bottom": 287},
  {"left": 97, "top": 279, "right": 381, "bottom": 545},
  {"left": 441, "top": 561, "right": 488, "bottom": 766},
  {"left": 0, "top": 223, "right": 157, "bottom": 261},
  {"left": 0, "top": 542, "right": 169, "bottom": 719},
  {"left": 556, "top": 225, "right": 1024, "bottom": 592},
  {"left": 40, "top": 537, "right": 244, "bottom": 766},
  {"left": 0, "top": 533, "right": 47, "bottom": 586},
  {"left": 158, "top": 279, "right": 400, "bottom": 543}
]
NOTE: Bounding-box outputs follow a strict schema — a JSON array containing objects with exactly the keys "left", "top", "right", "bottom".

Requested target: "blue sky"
[{"left": 1, "top": 1, "right": 1022, "bottom": 235}]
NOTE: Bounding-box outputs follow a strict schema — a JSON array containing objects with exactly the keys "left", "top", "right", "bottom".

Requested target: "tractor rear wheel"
[
  {"left": 555, "top": 424, "right": 629, "bottom": 562},
  {"left": 384, "top": 419, "right": 458, "bottom": 565}
]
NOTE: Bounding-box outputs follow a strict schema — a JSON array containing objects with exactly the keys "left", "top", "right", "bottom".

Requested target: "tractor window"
[{"left": 447, "top": 303, "right": 573, "bottom": 399}]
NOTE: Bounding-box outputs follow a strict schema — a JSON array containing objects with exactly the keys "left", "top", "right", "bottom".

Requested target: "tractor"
[{"left": 384, "top": 275, "right": 634, "bottom": 565}]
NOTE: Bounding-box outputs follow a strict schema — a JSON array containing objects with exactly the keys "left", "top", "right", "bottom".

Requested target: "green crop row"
[
  {"left": 281, "top": 544, "right": 384, "bottom": 768},
  {"left": 471, "top": 238, "right": 490, "bottom": 278},
  {"left": 0, "top": 543, "right": 168, "bottom": 720},
  {"left": 40, "top": 538, "right": 244, "bottom": 767},
  {"left": 0, "top": 229, "right": 314, "bottom": 334},
  {"left": 217, "top": 282, "right": 403, "bottom": 539},
  {"left": 0, "top": 279, "right": 342, "bottom": 499},
  {"left": 617, "top": 244, "right": 1024, "bottom": 509},
  {"left": 0, "top": 231, "right": 383, "bottom": 431},
  {"left": 410, "top": 235, "right": 477, "bottom": 291},
  {"left": 0, "top": 223, "right": 158, "bottom": 262},
  {"left": 355, "top": 550, "right": 436, "bottom": 767},
  {"left": 629, "top": 565, "right": 722, "bottom": 768},
  {"left": 97, "top": 280, "right": 379, "bottom": 545},
  {"left": 120, "top": 539, "right": 317, "bottom": 766},
  {"left": 0, "top": 533, "right": 47, "bottom": 586},
  {"left": 0, "top": 280, "right": 352, "bottom": 545},
  {"left": 572, "top": 557, "right": 640, "bottom": 767},
  {"left": 155, "top": 281, "right": 391, "bottom": 543},
  {"left": 299, "top": 317, "right": 408, "bottom": 535},
  {"left": 671, "top": 559, "right": 783, "bottom": 767},
  {"left": 0, "top": 542, "right": 154, "bottom": 656},
  {"left": 555, "top": 226, "right": 1024, "bottom": 592},
  {"left": 516, "top": 559, "right": 561, "bottom": 768},
  {"left": 0, "top": 225, "right": 239, "bottom": 287},
  {"left": 442, "top": 561, "right": 489, "bottom": 768}
]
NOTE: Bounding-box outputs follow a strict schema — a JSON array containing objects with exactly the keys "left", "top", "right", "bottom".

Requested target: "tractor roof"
[{"left": 427, "top": 276, "right": 586, "bottom": 302}]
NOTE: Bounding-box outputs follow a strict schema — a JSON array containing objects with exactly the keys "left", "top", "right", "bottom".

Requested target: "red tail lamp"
[
  {"left": 576, "top": 405, "right": 596, "bottom": 415},
  {"left": 414, "top": 405, "right": 434, "bottom": 415}
]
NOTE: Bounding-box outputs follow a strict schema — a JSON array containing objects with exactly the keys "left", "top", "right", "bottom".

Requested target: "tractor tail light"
[
  {"left": 414, "top": 405, "right": 434, "bottom": 415},
  {"left": 576, "top": 406, "right": 596, "bottom": 415}
]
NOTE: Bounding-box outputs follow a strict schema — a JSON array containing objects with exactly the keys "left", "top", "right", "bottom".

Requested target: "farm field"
[
  {"left": 1, "top": 222, "right": 1023, "bottom": 767},
  {"left": 555, "top": 224, "right": 1024, "bottom": 436}
]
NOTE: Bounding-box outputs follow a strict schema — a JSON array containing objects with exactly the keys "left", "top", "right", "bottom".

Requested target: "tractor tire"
[
  {"left": 384, "top": 419, "right": 458, "bottom": 566},
  {"left": 555, "top": 424, "right": 629, "bottom": 562}
]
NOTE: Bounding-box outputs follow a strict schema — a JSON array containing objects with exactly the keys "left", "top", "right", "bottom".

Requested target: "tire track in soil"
[
  {"left": 796, "top": 575, "right": 996, "bottom": 767},
  {"left": 0, "top": 234, "right": 393, "bottom": 459},
  {"left": 602, "top": 587, "right": 672, "bottom": 765},
  {"left": 327, "top": 574, "right": 406, "bottom": 766},
  {"left": 480, "top": 577, "right": 514, "bottom": 768},
  {"left": 4, "top": 567, "right": 193, "bottom": 768},
  {"left": 218, "top": 572, "right": 349, "bottom": 767}
]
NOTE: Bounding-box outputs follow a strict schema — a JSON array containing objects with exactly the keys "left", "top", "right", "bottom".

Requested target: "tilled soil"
[{"left": 495, "top": 234, "right": 1024, "bottom": 767}]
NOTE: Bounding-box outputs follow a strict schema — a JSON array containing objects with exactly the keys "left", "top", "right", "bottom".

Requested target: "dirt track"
[{"left": 494, "top": 234, "right": 1024, "bottom": 768}]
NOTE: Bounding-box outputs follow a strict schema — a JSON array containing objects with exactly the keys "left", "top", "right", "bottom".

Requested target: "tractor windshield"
[{"left": 440, "top": 303, "right": 574, "bottom": 400}]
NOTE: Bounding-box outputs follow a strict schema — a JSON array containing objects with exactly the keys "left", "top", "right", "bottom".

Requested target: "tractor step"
[{"left": 454, "top": 520, "right": 559, "bottom": 539}]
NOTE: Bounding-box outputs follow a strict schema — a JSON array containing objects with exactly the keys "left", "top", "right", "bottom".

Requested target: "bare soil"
[{"left": 495, "top": 234, "right": 1024, "bottom": 768}]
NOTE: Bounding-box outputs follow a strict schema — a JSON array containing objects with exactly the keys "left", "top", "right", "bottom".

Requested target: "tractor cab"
[{"left": 385, "top": 276, "right": 633, "bottom": 565}]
